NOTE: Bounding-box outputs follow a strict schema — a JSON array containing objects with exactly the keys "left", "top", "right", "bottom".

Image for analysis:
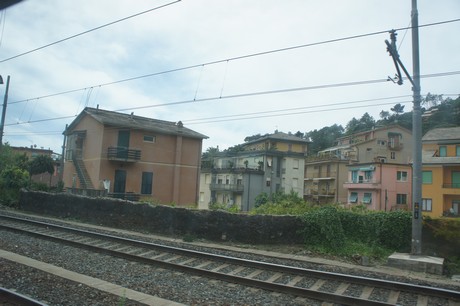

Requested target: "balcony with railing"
[
  {"left": 210, "top": 182, "right": 244, "bottom": 193},
  {"left": 388, "top": 142, "right": 403, "bottom": 151},
  {"left": 442, "top": 183, "right": 460, "bottom": 195},
  {"left": 107, "top": 146, "right": 141, "bottom": 162},
  {"left": 343, "top": 179, "right": 381, "bottom": 190}
]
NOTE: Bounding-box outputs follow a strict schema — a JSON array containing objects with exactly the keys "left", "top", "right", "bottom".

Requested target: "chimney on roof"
[
  {"left": 130, "top": 112, "right": 134, "bottom": 120},
  {"left": 97, "top": 104, "right": 99, "bottom": 109},
  {"left": 177, "top": 121, "right": 183, "bottom": 128}
]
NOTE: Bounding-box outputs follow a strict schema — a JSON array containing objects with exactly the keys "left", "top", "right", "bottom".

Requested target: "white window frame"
[{"left": 397, "top": 171, "right": 408, "bottom": 182}]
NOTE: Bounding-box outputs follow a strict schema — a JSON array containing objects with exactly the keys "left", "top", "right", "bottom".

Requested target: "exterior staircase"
[{"left": 72, "top": 155, "right": 94, "bottom": 189}]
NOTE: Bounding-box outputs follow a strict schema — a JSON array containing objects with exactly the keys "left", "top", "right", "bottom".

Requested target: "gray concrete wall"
[{"left": 19, "top": 190, "right": 304, "bottom": 244}]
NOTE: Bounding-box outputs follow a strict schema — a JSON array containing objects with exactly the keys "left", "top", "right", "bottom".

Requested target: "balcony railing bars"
[{"left": 107, "top": 146, "right": 141, "bottom": 161}]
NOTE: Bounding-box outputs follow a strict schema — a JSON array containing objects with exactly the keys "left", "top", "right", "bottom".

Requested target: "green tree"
[
  {"left": 391, "top": 103, "right": 405, "bottom": 115},
  {"left": 306, "top": 124, "right": 344, "bottom": 155},
  {"left": 345, "top": 113, "right": 375, "bottom": 135},
  {"left": 379, "top": 110, "right": 390, "bottom": 121},
  {"left": 422, "top": 92, "right": 445, "bottom": 108},
  {"left": 0, "top": 164, "right": 29, "bottom": 206},
  {"left": 28, "top": 155, "right": 55, "bottom": 186},
  {"left": 422, "top": 95, "right": 460, "bottom": 134}
]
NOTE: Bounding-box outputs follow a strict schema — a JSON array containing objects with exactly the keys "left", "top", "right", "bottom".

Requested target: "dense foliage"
[
  {"left": 300, "top": 206, "right": 412, "bottom": 257},
  {"left": 251, "top": 190, "right": 310, "bottom": 215},
  {"left": 0, "top": 144, "right": 59, "bottom": 206}
]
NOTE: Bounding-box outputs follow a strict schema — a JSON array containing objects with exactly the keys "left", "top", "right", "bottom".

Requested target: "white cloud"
[{"left": 0, "top": 0, "right": 459, "bottom": 153}]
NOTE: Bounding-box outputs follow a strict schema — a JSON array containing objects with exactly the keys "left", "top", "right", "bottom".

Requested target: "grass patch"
[{"left": 306, "top": 238, "right": 394, "bottom": 264}]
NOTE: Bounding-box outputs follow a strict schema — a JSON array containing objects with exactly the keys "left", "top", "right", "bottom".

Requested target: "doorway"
[{"left": 114, "top": 170, "right": 126, "bottom": 194}]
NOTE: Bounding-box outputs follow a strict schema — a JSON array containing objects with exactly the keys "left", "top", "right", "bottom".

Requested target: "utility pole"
[
  {"left": 0, "top": 75, "right": 10, "bottom": 149},
  {"left": 410, "top": 0, "right": 423, "bottom": 255},
  {"left": 385, "top": 0, "right": 422, "bottom": 255}
]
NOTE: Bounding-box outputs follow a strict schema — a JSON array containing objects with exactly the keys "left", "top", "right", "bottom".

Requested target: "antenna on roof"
[{"left": 96, "top": 104, "right": 99, "bottom": 109}]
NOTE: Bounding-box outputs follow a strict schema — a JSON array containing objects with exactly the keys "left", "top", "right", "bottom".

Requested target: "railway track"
[
  {"left": 1, "top": 213, "right": 459, "bottom": 306},
  {"left": 0, "top": 287, "right": 48, "bottom": 306}
]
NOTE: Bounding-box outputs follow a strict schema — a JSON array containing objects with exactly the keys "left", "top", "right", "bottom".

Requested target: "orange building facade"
[
  {"left": 421, "top": 127, "right": 460, "bottom": 217},
  {"left": 63, "top": 107, "right": 207, "bottom": 206}
]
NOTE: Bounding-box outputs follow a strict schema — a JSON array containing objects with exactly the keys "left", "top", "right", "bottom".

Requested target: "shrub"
[
  {"left": 424, "top": 217, "right": 460, "bottom": 242},
  {"left": 30, "top": 181, "right": 50, "bottom": 192},
  {"left": 376, "top": 210, "right": 411, "bottom": 249},
  {"left": 300, "top": 207, "right": 411, "bottom": 252},
  {"left": 0, "top": 166, "right": 29, "bottom": 207},
  {"left": 300, "top": 206, "right": 345, "bottom": 249},
  {"left": 251, "top": 190, "right": 312, "bottom": 215},
  {"left": 209, "top": 202, "right": 240, "bottom": 213}
]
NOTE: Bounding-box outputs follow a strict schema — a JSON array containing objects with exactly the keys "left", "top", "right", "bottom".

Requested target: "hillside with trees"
[
  {"left": 305, "top": 94, "right": 459, "bottom": 155},
  {"left": 202, "top": 94, "right": 459, "bottom": 157}
]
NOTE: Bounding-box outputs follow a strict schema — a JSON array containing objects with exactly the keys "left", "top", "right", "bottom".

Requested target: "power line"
[
  {"left": 183, "top": 95, "right": 413, "bottom": 123},
  {"left": 113, "top": 70, "right": 460, "bottom": 112},
  {"left": 0, "top": 0, "right": 182, "bottom": 63},
  {"left": 186, "top": 101, "right": 415, "bottom": 125},
  {"left": 5, "top": 70, "right": 458, "bottom": 128},
  {"left": 7, "top": 18, "right": 460, "bottom": 106}
]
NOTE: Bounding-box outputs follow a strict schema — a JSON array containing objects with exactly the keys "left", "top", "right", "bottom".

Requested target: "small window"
[
  {"left": 397, "top": 171, "right": 408, "bottom": 182},
  {"left": 363, "top": 193, "right": 372, "bottom": 204},
  {"left": 439, "top": 146, "right": 447, "bottom": 157},
  {"left": 364, "top": 171, "right": 372, "bottom": 181},
  {"left": 349, "top": 192, "right": 358, "bottom": 203},
  {"left": 351, "top": 170, "right": 358, "bottom": 183},
  {"left": 422, "top": 171, "right": 432, "bottom": 184},
  {"left": 143, "top": 135, "right": 156, "bottom": 143},
  {"left": 396, "top": 194, "right": 407, "bottom": 205},
  {"left": 422, "top": 198, "right": 432, "bottom": 212},
  {"left": 293, "top": 159, "right": 299, "bottom": 169},
  {"left": 390, "top": 152, "right": 396, "bottom": 159}
]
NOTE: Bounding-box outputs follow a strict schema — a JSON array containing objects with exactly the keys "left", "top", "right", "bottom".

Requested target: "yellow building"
[{"left": 421, "top": 127, "right": 460, "bottom": 217}]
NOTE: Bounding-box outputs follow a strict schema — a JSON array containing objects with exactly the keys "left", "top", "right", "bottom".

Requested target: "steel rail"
[
  {"left": 1, "top": 213, "right": 459, "bottom": 305},
  {"left": 0, "top": 287, "right": 48, "bottom": 306}
]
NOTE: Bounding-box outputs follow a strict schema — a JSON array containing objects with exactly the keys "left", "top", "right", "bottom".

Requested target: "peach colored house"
[
  {"left": 63, "top": 107, "right": 207, "bottom": 205},
  {"left": 343, "top": 163, "right": 412, "bottom": 211}
]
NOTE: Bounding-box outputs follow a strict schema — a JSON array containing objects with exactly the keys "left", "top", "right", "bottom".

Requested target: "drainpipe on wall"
[{"left": 59, "top": 124, "right": 68, "bottom": 183}]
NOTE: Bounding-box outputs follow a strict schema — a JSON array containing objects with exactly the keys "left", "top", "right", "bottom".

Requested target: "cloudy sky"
[{"left": 0, "top": 0, "right": 459, "bottom": 154}]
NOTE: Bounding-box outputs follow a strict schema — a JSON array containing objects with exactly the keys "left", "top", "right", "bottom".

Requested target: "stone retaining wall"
[{"left": 19, "top": 190, "right": 305, "bottom": 244}]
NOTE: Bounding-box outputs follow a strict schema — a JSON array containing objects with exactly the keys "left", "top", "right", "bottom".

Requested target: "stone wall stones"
[{"left": 19, "top": 190, "right": 304, "bottom": 244}]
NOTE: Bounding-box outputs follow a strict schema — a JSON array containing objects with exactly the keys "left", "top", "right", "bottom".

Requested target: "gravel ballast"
[{"left": 1, "top": 209, "right": 459, "bottom": 305}]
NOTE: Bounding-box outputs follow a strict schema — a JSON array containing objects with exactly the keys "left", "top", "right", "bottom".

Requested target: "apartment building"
[
  {"left": 63, "top": 107, "right": 207, "bottom": 205},
  {"left": 200, "top": 132, "right": 309, "bottom": 211},
  {"left": 421, "top": 126, "right": 460, "bottom": 217},
  {"left": 305, "top": 125, "right": 413, "bottom": 210}
]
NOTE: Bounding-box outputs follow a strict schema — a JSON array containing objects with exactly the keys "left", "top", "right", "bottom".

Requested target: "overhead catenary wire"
[
  {"left": 4, "top": 81, "right": 456, "bottom": 129},
  {"left": 0, "top": 0, "right": 182, "bottom": 63},
  {"left": 185, "top": 100, "right": 415, "bottom": 125},
  {"left": 183, "top": 95, "right": 413, "bottom": 123},
  {"left": 6, "top": 18, "right": 460, "bottom": 107}
]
